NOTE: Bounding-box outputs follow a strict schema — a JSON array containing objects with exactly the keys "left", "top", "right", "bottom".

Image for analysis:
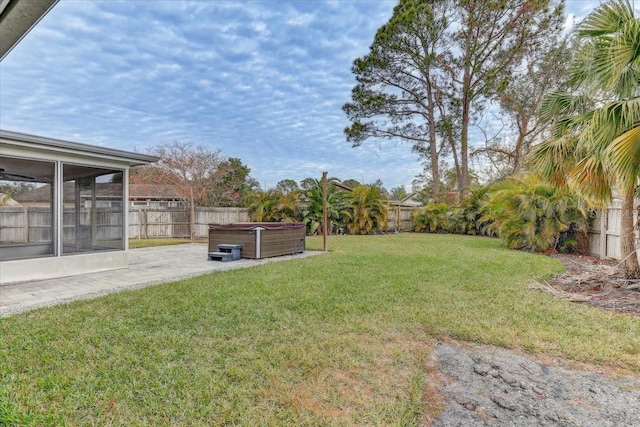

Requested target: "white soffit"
[{"left": 0, "top": 0, "right": 59, "bottom": 61}]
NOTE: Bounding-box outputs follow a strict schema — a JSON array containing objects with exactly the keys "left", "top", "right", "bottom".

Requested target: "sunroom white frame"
[{"left": 0, "top": 130, "right": 158, "bottom": 284}]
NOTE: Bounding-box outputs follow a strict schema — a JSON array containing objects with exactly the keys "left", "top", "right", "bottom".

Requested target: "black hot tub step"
[
  {"left": 216, "top": 244, "right": 242, "bottom": 261},
  {"left": 217, "top": 244, "right": 243, "bottom": 251},
  {"left": 208, "top": 251, "right": 235, "bottom": 262}
]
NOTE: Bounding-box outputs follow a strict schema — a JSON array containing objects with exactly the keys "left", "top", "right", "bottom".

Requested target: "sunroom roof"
[
  {"left": 0, "top": 129, "right": 159, "bottom": 166},
  {"left": 0, "top": 0, "right": 58, "bottom": 61}
]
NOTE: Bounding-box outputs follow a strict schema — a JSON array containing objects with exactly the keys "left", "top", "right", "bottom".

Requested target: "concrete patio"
[{"left": 0, "top": 243, "right": 321, "bottom": 317}]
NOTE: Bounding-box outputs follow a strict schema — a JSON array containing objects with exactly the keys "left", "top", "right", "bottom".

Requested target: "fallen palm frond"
[
  {"left": 529, "top": 257, "right": 640, "bottom": 301},
  {"left": 528, "top": 281, "right": 594, "bottom": 302},
  {"left": 626, "top": 282, "right": 640, "bottom": 290}
]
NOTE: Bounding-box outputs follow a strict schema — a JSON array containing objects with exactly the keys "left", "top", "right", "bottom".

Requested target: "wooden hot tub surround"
[{"left": 208, "top": 222, "right": 305, "bottom": 259}]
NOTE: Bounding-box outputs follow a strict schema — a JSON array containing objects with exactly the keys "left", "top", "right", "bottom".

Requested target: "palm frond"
[
  {"left": 567, "top": 156, "right": 613, "bottom": 204},
  {"left": 578, "top": 0, "right": 633, "bottom": 39},
  {"left": 607, "top": 125, "right": 640, "bottom": 190},
  {"left": 528, "top": 136, "right": 578, "bottom": 185},
  {"left": 610, "top": 18, "right": 640, "bottom": 95},
  {"left": 577, "top": 0, "right": 639, "bottom": 95},
  {"left": 580, "top": 97, "right": 640, "bottom": 149},
  {"left": 539, "top": 92, "right": 591, "bottom": 124}
]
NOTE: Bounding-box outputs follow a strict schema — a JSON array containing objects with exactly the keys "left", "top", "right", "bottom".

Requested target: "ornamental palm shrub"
[
  {"left": 302, "top": 180, "right": 350, "bottom": 234},
  {"left": 248, "top": 190, "right": 281, "bottom": 222},
  {"left": 412, "top": 202, "right": 451, "bottom": 233},
  {"left": 413, "top": 189, "right": 494, "bottom": 235},
  {"left": 302, "top": 183, "right": 323, "bottom": 234},
  {"left": 248, "top": 189, "right": 304, "bottom": 222},
  {"left": 276, "top": 190, "right": 304, "bottom": 222},
  {"left": 455, "top": 187, "right": 493, "bottom": 236},
  {"left": 479, "top": 175, "right": 589, "bottom": 252},
  {"left": 344, "top": 185, "right": 388, "bottom": 235},
  {"left": 444, "top": 206, "right": 462, "bottom": 234}
]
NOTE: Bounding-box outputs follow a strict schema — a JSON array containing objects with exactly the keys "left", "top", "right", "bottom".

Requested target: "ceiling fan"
[{"left": 0, "top": 168, "right": 35, "bottom": 181}]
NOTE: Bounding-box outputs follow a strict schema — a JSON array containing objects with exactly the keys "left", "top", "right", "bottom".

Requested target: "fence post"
[
  {"left": 25, "top": 206, "right": 30, "bottom": 243},
  {"left": 599, "top": 208, "right": 606, "bottom": 259},
  {"left": 322, "top": 171, "right": 327, "bottom": 252},
  {"left": 143, "top": 208, "right": 148, "bottom": 239}
]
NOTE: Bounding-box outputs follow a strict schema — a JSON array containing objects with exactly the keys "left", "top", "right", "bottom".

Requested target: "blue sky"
[{"left": 0, "top": 0, "right": 602, "bottom": 191}]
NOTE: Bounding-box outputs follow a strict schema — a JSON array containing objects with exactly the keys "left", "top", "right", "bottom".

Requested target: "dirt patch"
[
  {"left": 430, "top": 342, "right": 640, "bottom": 426},
  {"left": 426, "top": 255, "right": 640, "bottom": 426},
  {"left": 541, "top": 254, "right": 640, "bottom": 317}
]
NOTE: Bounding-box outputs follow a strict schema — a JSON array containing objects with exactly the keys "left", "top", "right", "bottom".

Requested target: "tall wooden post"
[
  {"left": 190, "top": 186, "right": 195, "bottom": 243},
  {"left": 322, "top": 171, "right": 328, "bottom": 252}
]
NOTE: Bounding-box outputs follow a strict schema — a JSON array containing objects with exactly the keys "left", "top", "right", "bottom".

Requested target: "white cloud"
[
  {"left": 0, "top": 0, "right": 425, "bottom": 190},
  {"left": 253, "top": 22, "right": 268, "bottom": 34},
  {"left": 285, "top": 11, "right": 315, "bottom": 27}
]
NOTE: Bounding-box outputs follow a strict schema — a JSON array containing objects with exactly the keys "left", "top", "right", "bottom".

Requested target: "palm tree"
[
  {"left": 412, "top": 203, "right": 451, "bottom": 233},
  {"left": 301, "top": 179, "right": 349, "bottom": 234},
  {"left": 530, "top": 0, "right": 640, "bottom": 278},
  {"left": 249, "top": 189, "right": 306, "bottom": 223},
  {"left": 478, "top": 175, "right": 589, "bottom": 252},
  {"left": 247, "top": 190, "right": 280, "bottom": 222},
  {"left": 344, "top": 185, "right": 388, "bottom": 235},
  {"left": 276, "top": 190, "right": 303, "bottom": 222}
]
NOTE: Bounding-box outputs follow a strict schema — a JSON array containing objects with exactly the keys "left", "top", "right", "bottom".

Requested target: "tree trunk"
[
  {"left": 459, "top": 41, "right": 472, "bottom": 198},
  {"left": 427, "top": 109, "right": 440, "bottom": 201},
  {"left": 459, "top": 89, "right": 470, "bottom": 197},
  {"left": 436, "top": 98, "right": 460, "bottom": 198},
  {"left": 421, "top": 37, "right": 441, "bottom": 201},
  {"left": 620, "top": 187, "right": 640, "bottom": 279},
  {"left": 512, "top": 116, "right": 528, "bottom": 175},
  {"left": 430, "top": 138, "right": 440, "bottom": 200}
]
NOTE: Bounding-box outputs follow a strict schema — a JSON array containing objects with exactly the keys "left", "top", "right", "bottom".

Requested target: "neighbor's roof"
[
  {"left": 0, "top": 129, "right": 159, "bottom": 166},
  {"left": 0, "top": 0, "right": 59, "bottom": 61},
  {"left": 129, "top": 184, "right": 182, "bottom": 200},
  {"left": 389, "top": 193, "right": 423, "bottom": 207},
  {"left": 13, "top": 183, "right": 183, "bottom": 203},
  {"left": 331, "top": 181, "right": 353, "bottom": 192},
  {"left": 14, "top": 182, "right": 124, "bottom": 203}
]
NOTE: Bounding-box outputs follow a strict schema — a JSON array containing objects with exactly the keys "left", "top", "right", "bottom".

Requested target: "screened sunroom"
[{"left": 0, "top": 130, "right": 158, "bottom": 284}]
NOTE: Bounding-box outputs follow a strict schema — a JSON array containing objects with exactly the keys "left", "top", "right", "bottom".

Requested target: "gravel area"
[{"left": 432, "top": 342, "right": 640, "bottom": 427}]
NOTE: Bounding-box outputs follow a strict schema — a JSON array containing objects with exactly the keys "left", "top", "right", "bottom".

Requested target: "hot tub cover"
[{"left": 208, "top": 222, "right": 305, "bottom": 231}]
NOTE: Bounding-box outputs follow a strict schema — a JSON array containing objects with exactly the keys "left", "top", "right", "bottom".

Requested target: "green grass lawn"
[{"left": 2, "top": 234, "right": 639, "bottom": 425}]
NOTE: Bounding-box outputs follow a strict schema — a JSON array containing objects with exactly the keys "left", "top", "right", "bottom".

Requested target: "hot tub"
[{"left": 208, "top": 222, "right": 305, "bottom": 259}]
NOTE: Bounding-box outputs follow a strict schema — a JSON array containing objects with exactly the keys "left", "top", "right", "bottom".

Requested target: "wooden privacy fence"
[
  {"left": 386, "top": 206, "right": 416, "bottom": 231},
  {"left": 11, "top": 204, "right": 631, "bottom": 255},
  {"left": 1, "top": 207, "right": 250, "bottom": 242},
  {"left": 0, "top": 207, "right": 52, "bottom": 243},
  {"left": 1, "top": 207, "right": 122, "bottom": 243},
  {"left": 130, "top": 206, "right": 416, "bottom": 238},
  {"left": 129, "top": 207, "right": 250, "bottom": 239},
  {"left": 587, "top": 198, "right": 639, "bottom": 261}
]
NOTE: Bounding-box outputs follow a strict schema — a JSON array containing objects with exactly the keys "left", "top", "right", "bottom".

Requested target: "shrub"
[
  {"left": 302, "top": 180, "right": 349, "bottom": 235},
  {"left": 411, "top": 176, "right": 590, "bottom": 253},
  {"left": 455, "top": 187, "right": 494, "bottom": 236},
  {"left": 248, "top": 189, "right": 303, "bottom": 223},
  {"left": 412, "top": 202, "right": 452, "bottom": 233},
  {"left": 479, "top": 175, "right": 589, "bottom": 252},
  {"left": 344, "top": 185, "right": 389, "bottom": 235}
]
